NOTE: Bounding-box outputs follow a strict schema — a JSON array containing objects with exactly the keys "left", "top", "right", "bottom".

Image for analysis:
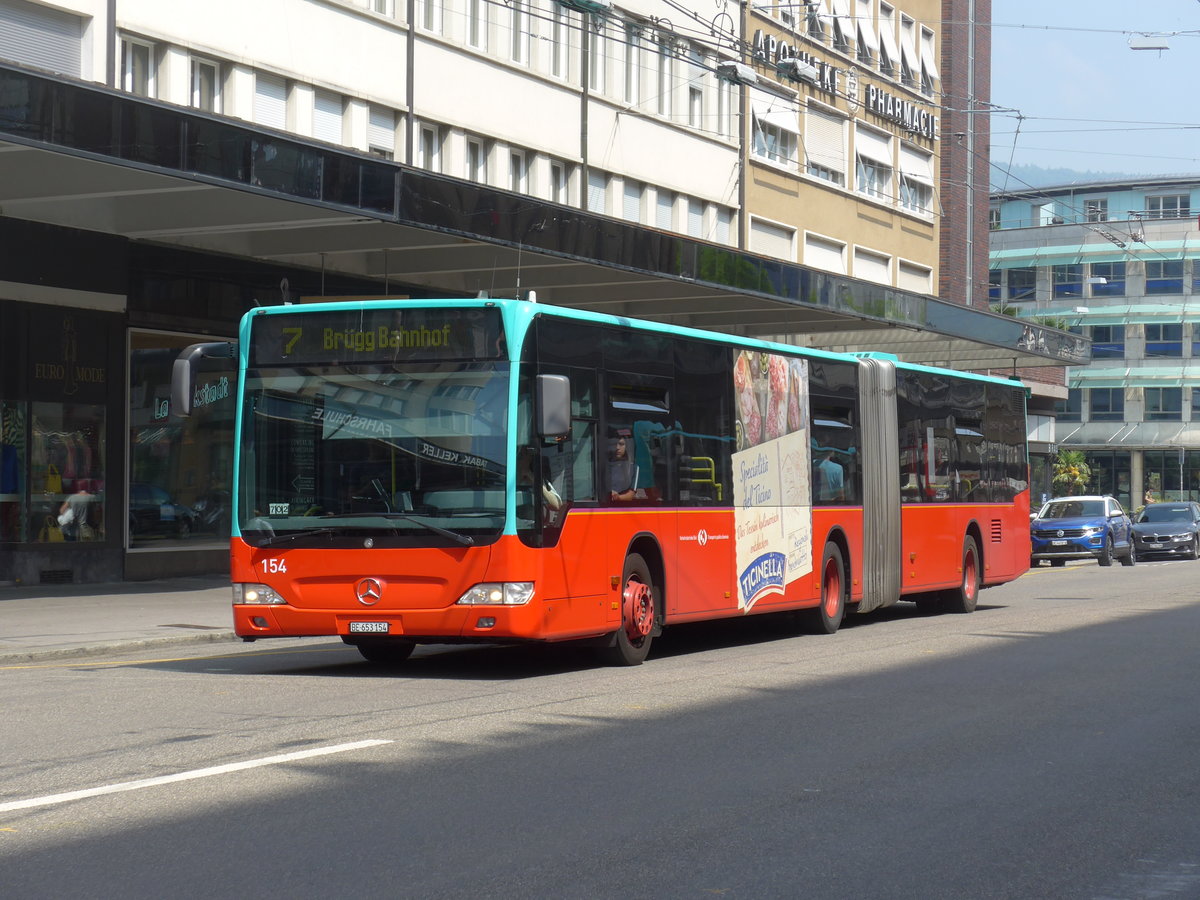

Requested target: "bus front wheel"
[
  {"left": 348, "top": 638, "right": 415, "bottom": 666},
  {"left": 600, "top": 553, "right": 656, "bottom": 666}
]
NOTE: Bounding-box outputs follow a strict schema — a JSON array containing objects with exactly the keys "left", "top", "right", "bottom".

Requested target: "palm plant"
[{"left": 1052, "top": 450, "right": 1091, "bottom": 496}]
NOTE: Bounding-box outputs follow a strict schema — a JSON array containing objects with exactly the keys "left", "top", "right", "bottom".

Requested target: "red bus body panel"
[{"left": 232, "top": 492, "right": 1030, "bottom": 643}]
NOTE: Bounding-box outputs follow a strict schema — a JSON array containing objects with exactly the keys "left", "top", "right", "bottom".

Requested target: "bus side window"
[{"left": 811, "top": 405, "right": 858, "bottom": 505}]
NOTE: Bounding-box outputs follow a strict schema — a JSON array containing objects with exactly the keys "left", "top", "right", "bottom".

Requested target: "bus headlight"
[
  {"left": 456, "top": 582, "right": 534, "bottom": 606},
  {"left": 235, "top": 583, "right": 287, "bottom": 605}
]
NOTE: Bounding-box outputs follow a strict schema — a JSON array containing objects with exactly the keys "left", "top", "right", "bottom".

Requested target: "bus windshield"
[{"left": 239, "top": 361, "right": 509, "bottom": 546}]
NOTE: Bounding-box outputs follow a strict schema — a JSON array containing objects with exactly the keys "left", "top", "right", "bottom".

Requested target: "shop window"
[
  {"left": 129, "top": 332, "right": 236, "bottom": 548},
  {"left": 1, "top": 402, "right": 26, "bottom": 542},
  {"left": 31, "top": 402, "right": 105, "bottom": 544}
]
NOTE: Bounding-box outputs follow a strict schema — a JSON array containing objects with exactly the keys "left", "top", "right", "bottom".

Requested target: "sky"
[{"left": 989, "top": 0, "right": 1200, "bottom": 184}]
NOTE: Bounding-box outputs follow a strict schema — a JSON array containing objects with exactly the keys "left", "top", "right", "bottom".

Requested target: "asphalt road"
[{"left": 3, "top": 557, "right": 1199, "bottom": 899}]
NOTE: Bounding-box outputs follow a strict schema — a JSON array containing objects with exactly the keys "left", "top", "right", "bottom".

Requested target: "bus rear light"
[
  {"left": 235, "top": 583, "right": 287, "bottom": 605},
  {"left": 456, "top": 582, "right": 534, "bottom": 606}
]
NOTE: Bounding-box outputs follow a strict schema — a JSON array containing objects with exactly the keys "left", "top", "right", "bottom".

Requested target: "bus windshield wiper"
[
  {"left": 338, "top": 512, "right": 475, "bottom": 546},
  {"left": 256, "top": 527, "right": 341, "bottom": 547}
]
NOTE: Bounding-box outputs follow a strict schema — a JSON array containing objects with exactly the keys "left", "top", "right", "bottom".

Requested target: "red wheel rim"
[
  {"left": 623, "top": 578, "right": 654, "bottom": 641},
  {"left": 963, "top": 549, "right": 978, "bottom": 601},
  {"left": 822, "top": 557, "right": 841, "bottom": 618}
]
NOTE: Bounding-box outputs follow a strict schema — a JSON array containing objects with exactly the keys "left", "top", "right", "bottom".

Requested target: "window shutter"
[
  {"left": 587, "top": 171, "right": 607, "bottom": 213},
  {"left": 854, "top": 250, "right": 891, "bottom": 284},
  {"left": 898, "top": 261, "right": 931, "bottom": 293},
  {"left": 656, "top": 191, "right": 675, "bottom": 230},
  {"left": 805, "top": 107, "right": 846, "bottom": 174},
  {"left": 367, "top": 107, "right": 395, "bottom": 154},
  {"left": 623, "top": 182, "right": 641, "bottom": 222},
  {"left": 0, "top": 0, "right": 82, "bottom": 77},
  {"left": 313, "top": 91, "right": 343, "bottom": 145},
  {"left": 255, "top": 74, "right": 287, "bottom": 130},
  {"left": 751, "top": 219, "right": 795, "bottom": 260},
  {"left": 804, "top": 234, "right": 846, "bottom": 273}
]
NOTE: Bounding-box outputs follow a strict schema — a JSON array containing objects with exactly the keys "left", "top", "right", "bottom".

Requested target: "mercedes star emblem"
[{"left": 355, "top": 577, "right": 383, "bottom": 606}]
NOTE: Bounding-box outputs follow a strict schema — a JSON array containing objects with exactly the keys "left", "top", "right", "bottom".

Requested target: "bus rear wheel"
[
  {"left": 348, "top": 638, "right": 415, "bottom": 665},
  {"left": 600, "top": 553, "right": 656, "bottom": 666},
  {"left": 942, "top": 535, "right": 980, "bottom": 614},
  {"left": 804, "top": 542, "right": 846, "bottom": 634}
]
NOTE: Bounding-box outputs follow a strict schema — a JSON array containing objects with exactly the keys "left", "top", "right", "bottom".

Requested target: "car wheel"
[
  {"left": 1098, "top": 535, "right": 1114, "bottom": 567},
  {"left": 1189, "top": 536, "right": 1199, "bottom": 561},
  {"left": 1120, "top": 542, "right": 1136, "bottom": 566}
]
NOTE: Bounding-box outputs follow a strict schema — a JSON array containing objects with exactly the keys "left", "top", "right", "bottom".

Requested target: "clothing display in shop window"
[{"left": 1, "top": 444, "right": 17, "bottom": 494}]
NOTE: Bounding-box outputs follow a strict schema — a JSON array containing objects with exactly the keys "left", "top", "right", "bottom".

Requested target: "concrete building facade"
[{"left": 991, "top": 176, "right": 1200, "bottom": 508}]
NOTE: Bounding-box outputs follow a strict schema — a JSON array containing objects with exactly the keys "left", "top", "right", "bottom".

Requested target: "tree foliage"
[{"left": 1052, "top": 450, "right": 1091, "bottom": 496}]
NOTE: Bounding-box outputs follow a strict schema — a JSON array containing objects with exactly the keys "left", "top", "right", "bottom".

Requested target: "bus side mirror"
[
  {"left": 171, "top": 341, "right": 237, "bottom": 417},
  {"left": 537, "top": 374, "right": 571, "bottom": 441}
]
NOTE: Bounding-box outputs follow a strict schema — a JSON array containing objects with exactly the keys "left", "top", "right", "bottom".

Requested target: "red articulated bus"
[{"left": 172, "top": 297, "right": 1031, "bottom": 666}]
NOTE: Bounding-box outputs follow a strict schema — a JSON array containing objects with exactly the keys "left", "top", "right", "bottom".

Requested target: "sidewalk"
[{"left": 0, "top": 575, "right": 238, "bottom": 664}]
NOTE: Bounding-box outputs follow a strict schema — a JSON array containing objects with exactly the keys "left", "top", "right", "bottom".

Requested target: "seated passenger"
[{"left": 609, "top": 434, "right": 639, "bottom": 502}]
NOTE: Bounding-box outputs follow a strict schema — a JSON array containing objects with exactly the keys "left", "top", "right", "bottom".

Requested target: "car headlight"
[
  {"left": 234, "top": 583, "right": 287, "bottom": 605},
  {"left": 1081, "top": 526, "right": 1101, "bottom": 536},
  {"left": 456, "top": 582, "right": 534, "bottom": 606}
]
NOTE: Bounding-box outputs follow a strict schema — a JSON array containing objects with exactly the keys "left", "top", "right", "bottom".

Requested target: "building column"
[{"left": 1130, "top": 450, "right": 1144, "bottom": 505}]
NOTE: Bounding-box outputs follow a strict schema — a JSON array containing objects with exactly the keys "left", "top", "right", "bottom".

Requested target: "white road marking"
[{"left": 0, "top": 739, "right": 393, "bottom": 814}]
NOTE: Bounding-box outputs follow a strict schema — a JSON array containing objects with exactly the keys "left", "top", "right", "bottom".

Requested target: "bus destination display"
[{"left": 251, "top": 307, "right": 505, "bottom": 365}]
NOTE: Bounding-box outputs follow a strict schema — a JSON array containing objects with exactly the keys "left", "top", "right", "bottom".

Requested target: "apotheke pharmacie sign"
[{"left": 750, "top": 30, "right": 939, "bottom": 141}]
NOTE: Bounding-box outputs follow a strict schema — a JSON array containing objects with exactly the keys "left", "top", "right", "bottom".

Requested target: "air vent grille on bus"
[{"left": 990, "top": 519, "right": 1003, "bottom": 543}]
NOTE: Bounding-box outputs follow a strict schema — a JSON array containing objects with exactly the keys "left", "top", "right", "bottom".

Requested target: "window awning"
[
  {"left": 1063, "top": 304, "right": 1200, "bottom": 327},
  {"left": 899, "top": 145, "right": 934, "bottom": 185},
  {"left": 991, "top": 239, "right": 1195, "bottom": 269},
  {"left": 752, "top": 98, "right": 800, "bottom": 133},
  {"left": 829, "top": 0, "right": 854, "bottom": 44},
  {"left": 990, "top": 245, "right": 1083, "bottom": 268},
  {"left": 878, "top": 18, "right": 900, "bottom": 66},
  {"left": 856, "top": 3, "right": 879, "bottom": 56},
  {"left": 854, "top": 126, "right": 892, "bottom": 165},
  {"left": 1070, "top": 364, "right": 1200, "bottom": 387},
  {"left": 1058, "top": 422, "right": 1200, "bottom": 448}
]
